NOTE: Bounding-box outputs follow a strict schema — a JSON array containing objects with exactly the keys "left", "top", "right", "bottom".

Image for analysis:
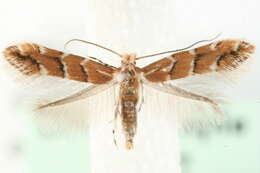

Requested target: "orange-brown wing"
[
  {"left": 3, "top": 43, "right": 117, "bottom": 84},
  {"left": 141, "top": 40, "right": 255, "bottom": 82}
]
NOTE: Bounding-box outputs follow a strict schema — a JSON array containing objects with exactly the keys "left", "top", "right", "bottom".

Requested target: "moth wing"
[
  {"left": 142, "top": 75, "right": 228, "bottom": 129},
  {"left": 140, "top": 40, "right": 255, "bottom": 128},
  {"left": 3, "top": 43, "right": 117, "bottom": 84},
  {"left": 2, "top": 43, "right": 118, "bottom": 135},
  {"left": 142, "top": 40, "right": 254, "bottom": 83}
]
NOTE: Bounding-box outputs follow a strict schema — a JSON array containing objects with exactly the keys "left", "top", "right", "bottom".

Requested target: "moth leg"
[
  {"left": 112, "top": 129, "right": 118, "bottom": 148},
  {"left": 137, "top": 83, "right": 144, "bottom": 112},
  {"left": 144, "top": 81, "right": 222, "bottom": 114},
  {"left": 37, "top": 82, "right": 116, "bottom": 109},
  {"left": 112, "top": 100, "right": 120, "bottom": 148}
]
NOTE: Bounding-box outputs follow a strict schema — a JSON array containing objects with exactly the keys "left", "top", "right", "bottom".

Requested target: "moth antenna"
[
  {"left": 63, "top": 39, "right": 123, "bottom": 58},
  {"left": 136, "top": 33, "right": 222, "bottom": 60}
]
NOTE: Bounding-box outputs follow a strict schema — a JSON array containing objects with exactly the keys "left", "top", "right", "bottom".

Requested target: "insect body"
[
  {"left": 3, "top": 39, "right": 255, "bottom": 149},
  {"left": 118, "top": 54, "right": 141, "bottom": 149}
]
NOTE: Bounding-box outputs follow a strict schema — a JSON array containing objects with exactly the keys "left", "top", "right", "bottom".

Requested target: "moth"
[{"left": 3, "top": 39, "right": 255, "bottom": 150}]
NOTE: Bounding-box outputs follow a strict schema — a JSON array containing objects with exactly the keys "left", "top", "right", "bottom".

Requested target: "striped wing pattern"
[
  {"left": 3, "top": 43, "right": 116, "bottom": 84},
  {"left": 142, "top": 40, "right": 255, "bottom": 82}
]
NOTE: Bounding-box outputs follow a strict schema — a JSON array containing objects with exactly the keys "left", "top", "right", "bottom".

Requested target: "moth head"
[{"left": 121, "top": 53, "right": 136, "bottom": 65}]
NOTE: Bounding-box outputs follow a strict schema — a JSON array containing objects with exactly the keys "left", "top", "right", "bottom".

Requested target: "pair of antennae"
[{"left": 64, "top": 33, "right": 221, "bottom": 60}]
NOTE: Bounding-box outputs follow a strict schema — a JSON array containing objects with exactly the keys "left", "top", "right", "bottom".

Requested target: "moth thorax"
[{"left": 121, "top": 53, "right": 136, "bottom": 65}]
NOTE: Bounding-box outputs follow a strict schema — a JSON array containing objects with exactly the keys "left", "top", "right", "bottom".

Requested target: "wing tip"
[{"left": 3, "top": 43, "right": 41, "bottom": 76}]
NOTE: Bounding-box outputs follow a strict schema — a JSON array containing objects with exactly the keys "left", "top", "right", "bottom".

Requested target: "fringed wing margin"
[
  {"left": 141, "top": 39, "right": 255, "bottom": 129},
  {"left": 2, "top": 43, "right": 118, "bottom": 136}
]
